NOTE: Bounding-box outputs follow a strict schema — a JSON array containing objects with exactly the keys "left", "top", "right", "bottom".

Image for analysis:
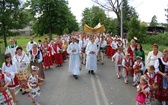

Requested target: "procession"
[{"left": 0, "top": 29, "right": 167, "bottom": 105}]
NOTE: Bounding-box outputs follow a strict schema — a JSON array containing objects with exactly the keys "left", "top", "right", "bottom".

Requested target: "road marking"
[
  {"left": 96, "top": 75, "right": 110, "bottom": 105},
  {"left": 91, "top": 75, "right": 101, "bottom": 105}
]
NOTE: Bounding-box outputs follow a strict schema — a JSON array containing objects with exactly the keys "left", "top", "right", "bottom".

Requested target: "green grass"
[{"left": 142, "top": 43, "right": 167, "bottom": 55}]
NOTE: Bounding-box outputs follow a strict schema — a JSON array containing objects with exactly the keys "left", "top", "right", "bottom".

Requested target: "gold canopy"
[{"left": 83, "top": 23, "right": 105, "bottom": 34}]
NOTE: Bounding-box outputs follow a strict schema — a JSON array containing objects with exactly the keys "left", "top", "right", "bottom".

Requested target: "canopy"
[{"left": 83, "top": 23, "right": 105, "bottom": 34}]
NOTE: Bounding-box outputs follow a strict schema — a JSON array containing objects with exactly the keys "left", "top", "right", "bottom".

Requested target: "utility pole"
[{"left": 120, "top": 0, "right": 123, "bottom": 39}]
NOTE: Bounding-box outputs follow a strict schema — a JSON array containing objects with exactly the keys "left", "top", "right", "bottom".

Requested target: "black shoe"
[
  {"left": 91, "top": 70, "right": 95, "bottom": 75},
  {"left": 22, "top": 91, "right": 27, "bottom": 95},
  {"left": 20, "top": 89, "right": 22, "bottom": 91},
  {"left": 88, "top": 70, "right": 91, "bottom": 74},
  {"left": 56, "top": 65, "right": 60, "bottom": 67},
  {"left": 101, "top": 63, "right": 104, "bottom": 65},
  {"left": 73, "top": 75, "right": 78, "bottom": 79}
]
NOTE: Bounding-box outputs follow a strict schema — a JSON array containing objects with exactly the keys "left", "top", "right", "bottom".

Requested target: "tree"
[
  {"left": 127, "top": 17, "right": 147, "bottom": 43},
  {"left": 27, "top": 0, "right": 79, "bottom": 40},
  {"left": 92, "top": 0, "right": 138, "bottom": 34},
  {"left": 0, "top": 0, "right": 29, "bottom": 47},
  {"left": 82, "top": 6, "right": 107, "bottom": 28},
  {"left": 150, "top": 15, "right": 158, "bottom": 27},
  {"left": 122, "top": 0, "right": 138, "bottom": 33}
]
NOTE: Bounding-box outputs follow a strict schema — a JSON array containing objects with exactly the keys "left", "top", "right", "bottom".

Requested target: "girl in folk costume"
[
  {"left": 154, "top": 49, "right": 168, "bottom": 105},
  {"left": 136, "top": 75, "right": 151, "bottom": 105},
  {"left": 62, "top": 39, "right": 69, "bottom": 61},
  {"left": 145, "top": 65, "right": 158, "bottom": 101},
  {"left": 111, "top": 38, "right": 118, "bottom": 57},
  {"left": 122, "top": 36, "right": 128, "bottom": 49},
  {"left": 2, "top": 53, "right": 18, "bottom": 105},
  {"left": 53, "top": 39, "right": 63, "bottom": 67},
  {"left": 41, "top": 42, "right": 52, "bottom": 69},
  {"left": 12, "top": 46, "right": 30, "bottom": 95},
  {"left": 127, "top": 39, "right": 136, "bottom": 75},
  {"left": 117, "top": 38, "right": 124, "bottom": 49},
  {"left": 27, "top": 66, "right": 44, "bottom": 105},
  {"left": 112, "top": 48, "right": 124, "bottom": 79},
  {"left": 29, "top": 44, "right": 45, "bottom": 79},
  {"left": 122, "top": 53, "right": 133, "bottom": 84},
  {"left": 49, "top": 39, "right": 56, "bottom": 63},
  {"left": 0, "top": 68, "right": 14, "bottom": 105},
  {"left": 106, "top": 37, "right": 113, "bottom": 58},
  {"left": 133, "top": 56, "right": 144, "bottom": 86}
]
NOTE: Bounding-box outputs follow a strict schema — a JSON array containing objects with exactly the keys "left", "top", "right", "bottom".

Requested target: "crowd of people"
[{"left": 0, "top": 32, "right": 167, "bottom": 105}]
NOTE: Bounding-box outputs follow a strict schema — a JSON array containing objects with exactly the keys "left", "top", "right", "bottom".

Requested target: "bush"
[{"left": 142, "top": 33, "right": 168, "bottom": 46}]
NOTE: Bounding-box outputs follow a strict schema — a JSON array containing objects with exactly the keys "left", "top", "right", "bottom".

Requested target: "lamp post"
[
  {"left": 120, "top": 0, "right": 123, "bottom": 39},
  {"left": 165, "top": 5, "right": 168, "bottom": 23}
]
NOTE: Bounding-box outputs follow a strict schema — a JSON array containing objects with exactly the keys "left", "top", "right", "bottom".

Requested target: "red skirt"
[
  {"left": 106, "top": 46, "right": 112, "bottom": 57},
  {"left": 54, "top": 53, "right": 63, "bottom": 65},
  {"left": 43, "top": 55, "right": 53, "bottom": 67},
  {"left": 9, "top": 75, "right": 19, "bottom": 89},
  {"left": 155, "top": 73, "right": 168, "bottom": 101}
]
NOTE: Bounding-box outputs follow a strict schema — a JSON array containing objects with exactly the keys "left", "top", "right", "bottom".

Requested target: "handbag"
[{"left": 136, "top": 85, "right": 148, "bottom": 104}]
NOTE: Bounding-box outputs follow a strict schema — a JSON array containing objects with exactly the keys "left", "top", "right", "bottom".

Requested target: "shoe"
[
  {"left": 22, "top": 91, "right": 27, "bottom": 95},
  {"left": 117, "top": 75, "right": 120, "bottom": 79},
  {"left": 101, "top": 63, "right": 104, "bottom": 65},
  {"left": 20, "top": 88, "right": 22, "bottom": 91},
  {"left": 73, "top": 75, "right": 78, "bottom": 79},
  {"left": 56, "top": 65, "right": 60, "bottom": 67},
  {"left": 124, "top": 80, "right": 128, "bottom": 84},
  {"left": 132, "top": 83, "right": 137, "bottom": 87},
  {"left": 91, "top": 70, "right": 95, "bottom": 75},
  {"left": 88, "top": 70, "right": 91, "bottom": 74}
]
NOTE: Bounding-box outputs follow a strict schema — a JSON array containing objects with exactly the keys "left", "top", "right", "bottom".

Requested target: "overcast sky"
[{"left": 68, "top": 0, "right": 168, "bottom": 23}]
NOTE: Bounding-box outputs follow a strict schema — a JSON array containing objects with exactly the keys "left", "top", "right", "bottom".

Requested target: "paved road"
[{"left": 16, "top": 56, "right": 160, "bottom": 105}]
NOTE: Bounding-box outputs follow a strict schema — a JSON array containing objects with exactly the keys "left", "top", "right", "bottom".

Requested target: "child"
[
  {"left": 0, "top": 68, "right": 14, "bottom": 105},
  {"left": 2, "top": 53, "right": 18, "bottom": 105},
  {"left": 122, "top": 53, "right": 133, "bottom": 84},
  {"left": 27, "top": 66, "right": 44, "bottom": 105},
  {"left": 144, "top": 65, "right": 158, "bottom": 101},
  {"left": 136, "top": 75, "right": 151, "bottom": 105},
  {"left": 133, "top": 56, "right": 144, "bottom": 86},
  {"left": 112, "top": 48, "right": 124, "bottom": 79}
]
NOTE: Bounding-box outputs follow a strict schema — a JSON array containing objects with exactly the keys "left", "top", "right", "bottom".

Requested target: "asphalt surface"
[{"left": 15, "top": 56, "right": 160, "bottom": 105}]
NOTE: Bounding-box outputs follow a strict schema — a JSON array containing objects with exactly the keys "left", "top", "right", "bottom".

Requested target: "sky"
[{"left": 67, "top": 0, "right": 168, "bottom": 23}]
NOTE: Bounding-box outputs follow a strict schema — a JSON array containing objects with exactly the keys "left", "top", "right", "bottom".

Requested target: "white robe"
[
  {"left": 26, "top": 41, "right": 37, "bottom": 53},
  {"left": 67, "top": 42, "right": 81, "bottom": 75},
  {"left": 5, "top": 44, "right": 18, "bottom": 58},
  {"left": 85, "top": 43, "right": 98, "bottom": 71}
]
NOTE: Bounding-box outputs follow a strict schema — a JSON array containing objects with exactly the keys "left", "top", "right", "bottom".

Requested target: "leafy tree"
[
  {"left": 0, "top": 0, "right": 30, "bottom": 47},
  {"left": 92, "top": 0, "right": 138, "bottom": 34},
  {"left": 150, "top": 15, "right": 158, "bottom": 27},
  {"left": 122, "top": 0, "right": 138, "bottom": 33},
  {"left": 82, "top": 6, "right": 107, "bottom": 28},
  {"left": 27, "top": 0, "right": 79, "bottom": 40},
  {"left": 104, "top": 18, "right": 118, "bottom": 34},
  {"left": 127, "top": 17, "right": 147, "bottom": 43}
]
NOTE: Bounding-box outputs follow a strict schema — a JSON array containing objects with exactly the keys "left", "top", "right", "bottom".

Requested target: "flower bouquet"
[{"left": 59, "top": 49, "right": 63, "bottom": 53}]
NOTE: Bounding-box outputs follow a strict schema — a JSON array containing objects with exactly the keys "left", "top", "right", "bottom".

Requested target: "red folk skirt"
[
  {"left": 43, "top": 54, "right": 53, "bottom": 67},
  {"left": 155, "top": 73, "right": 168, "bottom": 101},
  {"left": 106, "top": 46, "right": 112, "bottom": 57},
  {"left": 54, "top": 53, "right": 63, "bottom": 65}
]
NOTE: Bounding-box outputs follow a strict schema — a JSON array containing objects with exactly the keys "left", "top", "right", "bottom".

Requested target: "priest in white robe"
[
  {"left": 67, "top": 38, "right": 81, "bottom": 79},
  {"left": 85, "top": 37, "right": 98, "bottom": 75}
]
